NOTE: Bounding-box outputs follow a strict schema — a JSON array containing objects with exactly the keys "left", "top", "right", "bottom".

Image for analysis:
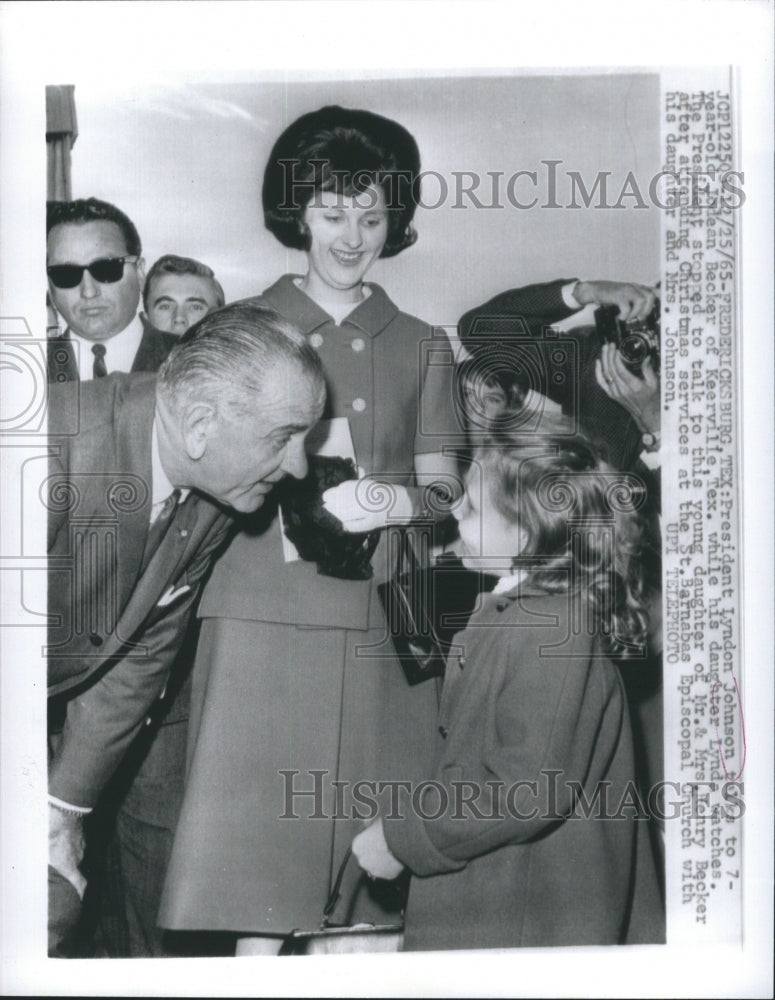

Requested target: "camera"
[{"left": 594, "top": 299, "right": 660, "bottom": 375}]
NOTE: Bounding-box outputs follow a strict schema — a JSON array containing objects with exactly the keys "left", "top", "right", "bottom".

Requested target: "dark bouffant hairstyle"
[
  {"left": 262, "top": 105, "right": 421, "bottom": 259},
  {"left": 480, "top": 417, "right": 650, "bottom": 657},
  {"left": 46, "top": 198, "right": 142, "bottom": 257}
]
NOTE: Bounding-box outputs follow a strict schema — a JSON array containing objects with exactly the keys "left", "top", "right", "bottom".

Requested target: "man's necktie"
[
  {"left": 92, "top": 343, "right": 108, "bottom": 378},
  {"left": 139, "top": 489, "right": 182, "bottom": 575}
]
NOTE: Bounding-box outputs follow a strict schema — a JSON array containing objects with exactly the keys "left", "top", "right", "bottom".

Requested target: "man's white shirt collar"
[
  {"left": 151, "top": 420, "right": 189, "bottom": 511},
  {"left": 67, "top": 313, "right": 145, "bottom": 380}
]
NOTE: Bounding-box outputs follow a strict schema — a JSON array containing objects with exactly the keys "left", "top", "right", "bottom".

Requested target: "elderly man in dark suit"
[
  {"left": 47, "top": 301, "right": 325, "bottom": 957},
  {"left": 46, "top": 198, "right": 178, "bottom": 383},
  {"left": 46, "top": 196, "right": 187, "bottom": 957}
]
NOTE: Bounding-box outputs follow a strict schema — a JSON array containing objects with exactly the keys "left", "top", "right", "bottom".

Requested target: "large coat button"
[
  {"left": 309, "top": 333, "right": 324, "bottom": 348},
  {"left": 352, "top": 397, "right": 366, "bottom": 412},
  {"left": 89, "top": 633, "right": 103, "bottom": 647},
  {"left": 438, "top": 725, "right": 448, "bottom": 739},
  {"left": 351, "top": 337, "right": 365, "bottom": 352}
]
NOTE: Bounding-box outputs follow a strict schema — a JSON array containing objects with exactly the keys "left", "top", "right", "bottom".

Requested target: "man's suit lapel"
[
  {"left": 46, "top": 375, "right": 228, "bottom": 693},
  {"left": 98, "top": 377, "right": 222, "bottom": 655},
  {"left": 47, "top": 334, "right": 79, "bottom": 383},
  {"left": 131, "top": 319, "right": 178, "bottom": 373},
  {"left": 112, "top": 377, "right": 157, "bottom": 611},
  {"left": 112, "top": 495, "right": 223, "bottom": 647}
]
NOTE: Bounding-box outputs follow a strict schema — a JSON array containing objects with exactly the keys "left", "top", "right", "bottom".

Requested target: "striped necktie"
[{"left": 139, "top": 489, "right": 182, "bottom": 575}]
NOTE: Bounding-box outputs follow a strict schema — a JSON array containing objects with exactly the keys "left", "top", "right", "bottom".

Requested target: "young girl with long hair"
[{"left": 352, "top": 421, "right": 664, "bottom": 950}]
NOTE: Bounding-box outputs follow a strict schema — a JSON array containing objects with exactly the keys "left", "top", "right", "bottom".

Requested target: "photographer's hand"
[
  {"left": 595, "top": 343, "right": 660, "bottom": 434},
  {"left": 573, "top": 280, "right": 657, "bottom": 322}
]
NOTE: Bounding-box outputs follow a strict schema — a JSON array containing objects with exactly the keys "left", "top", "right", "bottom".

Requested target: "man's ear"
[
  {"left": 135, "top": 256, "right": 147, "bottom": 287},
  {"left": 181, "top": 401, "right": 216, "bottom": 461}
]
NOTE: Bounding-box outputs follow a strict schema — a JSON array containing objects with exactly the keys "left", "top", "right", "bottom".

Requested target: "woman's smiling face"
[{"left": 301, "top": 185, "right": 389, "bottom": 302}]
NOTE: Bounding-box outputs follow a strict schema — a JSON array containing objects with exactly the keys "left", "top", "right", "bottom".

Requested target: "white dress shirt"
[
  {"left": 150, "top": 421, "right": 189, "bottom": 516},
  {"left": 68, "top": 313, "right": 145, "bottom": 380}
]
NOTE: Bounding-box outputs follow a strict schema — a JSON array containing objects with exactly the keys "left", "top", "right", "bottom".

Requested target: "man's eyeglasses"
[{"left": 47, "top": 256, "right": 140, "bottom": 289}]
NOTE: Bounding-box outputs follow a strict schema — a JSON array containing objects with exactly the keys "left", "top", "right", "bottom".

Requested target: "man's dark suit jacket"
[
  {"left": 47, "top": 374, "right": 232, "bottom": 808},
  {"left": 458, "top": 279, "right": 643, "bottom": 471},
  {"left": 47, "top": 316, "right": 189, "bottom": 803},
  {"left": 46, "top": 317, "right": 178, "bottom": 384}
]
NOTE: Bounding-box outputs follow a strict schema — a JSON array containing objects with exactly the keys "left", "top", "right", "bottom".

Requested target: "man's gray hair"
[{"left": 157, "top": 300, "right": 324, "bottom": 418}]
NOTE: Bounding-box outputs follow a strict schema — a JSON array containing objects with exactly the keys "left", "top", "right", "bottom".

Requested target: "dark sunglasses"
[{"left": 47, "top": 255, "right": 140, "bottom": 289}]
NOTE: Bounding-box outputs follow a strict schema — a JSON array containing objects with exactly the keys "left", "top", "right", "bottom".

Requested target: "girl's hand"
[
  {"left": 322, "top": 479, "right": 413, "bottom": 532},
  {"left": 352, "top": 818, "right": 405, "bottom": 880},
  {"left": 595, "top": 343, "right": 660, "bottom": 434}
]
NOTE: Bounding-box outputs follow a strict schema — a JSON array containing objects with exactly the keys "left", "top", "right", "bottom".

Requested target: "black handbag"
[
  {"left": 278, "top": 848, "right": 403, "bottom": 955},
  {"left": 378, "top": 531, "right": 499, "bottom": 686}
]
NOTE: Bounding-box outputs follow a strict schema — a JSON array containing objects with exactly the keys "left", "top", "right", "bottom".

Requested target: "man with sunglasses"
[
  {"left": 46, "top": 198, "right": 181, "bottom": 959},
  {"left": 45, "top": 198, "right": 196, "bottom": 959},
  {"left": 46, "top": 198, "right": 177, "bottom": 382}
]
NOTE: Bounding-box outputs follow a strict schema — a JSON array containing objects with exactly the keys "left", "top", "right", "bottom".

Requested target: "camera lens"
[{"left": 619, "top": 333, "right": 650, "bottom": 367}]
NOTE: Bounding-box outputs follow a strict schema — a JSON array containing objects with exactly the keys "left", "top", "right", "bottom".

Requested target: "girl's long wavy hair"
[{"left": 481, "top": 418, "right": 650, "bottom": 658}]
